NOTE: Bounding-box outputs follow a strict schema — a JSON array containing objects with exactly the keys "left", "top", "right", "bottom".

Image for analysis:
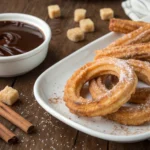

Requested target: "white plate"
[{"left": 34, "top": 16, "right": 150, "bottom": 142}]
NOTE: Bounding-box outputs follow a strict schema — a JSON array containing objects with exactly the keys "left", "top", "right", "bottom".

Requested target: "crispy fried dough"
[{"left": 64, "top": 58, "right": 137, "bottom": 117}]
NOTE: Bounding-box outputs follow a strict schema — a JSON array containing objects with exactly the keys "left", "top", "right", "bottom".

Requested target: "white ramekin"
[{"left": 0, "top": 13, "right": 51, "bottom": 77}]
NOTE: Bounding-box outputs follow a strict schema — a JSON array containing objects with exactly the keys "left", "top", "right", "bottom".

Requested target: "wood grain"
[{"left": 0, "top": 0, "right": 150, "bottom": 150}]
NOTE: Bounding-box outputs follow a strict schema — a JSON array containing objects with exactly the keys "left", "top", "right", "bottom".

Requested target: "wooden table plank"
[
  {"left": 0, "top": 0, "right": 28, "bottom": 13},
  {"left": 72, "top": 132, "right": 108, "bottom": 150},
  {"left": 0, "top": 0, "right": 150, "bottom": 150},
  {"left": 109, "top": 141, "right": 150, "bottom": 150}
]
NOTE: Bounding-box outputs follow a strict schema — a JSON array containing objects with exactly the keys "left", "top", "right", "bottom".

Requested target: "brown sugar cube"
[
  {"left": 79, "top": 18, "right": 94, "bottom": 32},
  {"left": 74, "top": 8, "right": 86, "bottom": 22},
  {"left": 67, "top": 27, "right": 84, "bottom": 42},
  {"left": 48, "top": 5, "right": 61, "bottom": 19},
  {"left": 0, "top": 86, "right": 19, "bottom": 105},
  {"left": 100, "top": 8, "right": 114, "bottom": 20}
]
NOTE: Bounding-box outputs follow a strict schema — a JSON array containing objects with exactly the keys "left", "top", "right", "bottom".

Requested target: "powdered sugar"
[{"left": 106, "top": 58, "right": 134, "bottom": 82}]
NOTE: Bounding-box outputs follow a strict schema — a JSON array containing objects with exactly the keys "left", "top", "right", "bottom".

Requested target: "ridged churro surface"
[
  {"left": 64, "top": 58, "right": 137, "bottom": 117},
  {"left": 95, "top": 43, "right": 150, "bottom": 60},
  {"left": 109, "top": 18, "right": 148, "bottom": 33},
  {"left": 89, "top": 59, "right": 150, "bottom": 125}
]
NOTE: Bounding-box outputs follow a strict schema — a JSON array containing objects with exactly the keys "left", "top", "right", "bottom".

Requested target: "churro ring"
[
  {"left": 90, "top": 59, "right": 150, "bottom": 100},
  {"left": 90, "top": 76, "right": 150, "bottom": 104},
  {"left": 89, "top": 75, "right": 117, "bottom": 101},
  {"left": 64, "top": 57, "right": 137, "bottom": 117},
  {"left": 129, "top": 88, "right": 150, "bottom": 104},
  {"left": 106, "top": 97, "right": 150, "bottom": 126},
  {"left": 89, "top": 59, "right": 150, "bottom": 125},
  {"left": 90, "top": 77, "right": 150, "bottom": 104}
]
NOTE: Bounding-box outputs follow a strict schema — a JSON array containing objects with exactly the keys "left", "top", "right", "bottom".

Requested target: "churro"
[
  {"left": 89, "top": 59, "right": 150, "bottom": 125},
  {"left": 109, "top": 18, "right": 148, "bottom": 33},
  {"left": 90, "top": 59, "right": 150, "bottom": 98},
  {"left": 64, "top": 57, "right": 137, "bottom": 117},
  {"left": 95, "top": 43, "right": 150, "bottom": 60}
]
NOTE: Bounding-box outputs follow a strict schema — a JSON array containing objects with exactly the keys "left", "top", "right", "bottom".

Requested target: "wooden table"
[{"left": 0, "top": 0, "right": 150, "bottom": 150}]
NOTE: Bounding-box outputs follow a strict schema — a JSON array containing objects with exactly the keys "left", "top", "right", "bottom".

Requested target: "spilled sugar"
[{"left": 7, "top": 92, "right": 82, "bottom": 150}]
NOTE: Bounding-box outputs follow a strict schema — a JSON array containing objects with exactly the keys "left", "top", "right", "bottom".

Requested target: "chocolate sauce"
[{"left": 0, "top": 21, "right": 44, "bottom": 56}]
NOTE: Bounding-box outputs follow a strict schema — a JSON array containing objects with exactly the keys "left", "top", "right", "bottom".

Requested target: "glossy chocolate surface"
[{"left": 0, "top": 21, "right": 44, "bottom": 56}]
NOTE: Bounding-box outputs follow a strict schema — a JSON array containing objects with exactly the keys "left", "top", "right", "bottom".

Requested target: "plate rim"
[{"left": 34, "top": 31, "right": 150, "bottom": 142}]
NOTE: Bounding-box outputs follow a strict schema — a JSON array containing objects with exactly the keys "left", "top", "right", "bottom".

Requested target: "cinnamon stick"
[
  {"left": 0, "top": 123, "right": 18, "bottom": 144},
  {"left": 0, "top": 102, "right": 34, "bottom": 133}
]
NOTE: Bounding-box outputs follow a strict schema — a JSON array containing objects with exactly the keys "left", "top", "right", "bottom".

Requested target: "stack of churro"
[{"left": 64, "top": 18, "right": 150, "bottom": 126}]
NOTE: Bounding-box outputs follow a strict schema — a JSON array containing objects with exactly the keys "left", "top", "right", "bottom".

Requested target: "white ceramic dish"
[
  {"left": 0, "top": 13, "right": 51, "bottom": 77},
  {"left": 34, "top": 16, "right": 150, "bottom": 142}
]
